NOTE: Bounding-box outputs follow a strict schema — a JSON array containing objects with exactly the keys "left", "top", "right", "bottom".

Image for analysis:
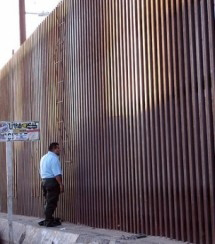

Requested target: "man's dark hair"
[{"left": 49, "top": 142, "right": 59, "bottom": 151}]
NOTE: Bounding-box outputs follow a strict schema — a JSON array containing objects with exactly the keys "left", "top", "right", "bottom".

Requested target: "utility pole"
[{"left": 19, "top": 0, "right": 26, "bottom": 45}]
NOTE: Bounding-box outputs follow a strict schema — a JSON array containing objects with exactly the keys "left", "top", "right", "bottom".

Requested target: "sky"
[{"left": 0, "top": 0, "right": 61, "bottom": 69}]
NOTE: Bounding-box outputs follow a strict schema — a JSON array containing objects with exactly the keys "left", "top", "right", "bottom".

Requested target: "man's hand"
[
  {"left": 55, "top": 175, "right": 64, "bottom": 193},
  {"left": 60, "top": 184, "right": 64, "bottom": 193}
]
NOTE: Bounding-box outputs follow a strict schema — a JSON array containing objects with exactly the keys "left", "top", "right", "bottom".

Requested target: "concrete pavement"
[{"left": 0, "top": 213, "right": 190, "bottom": 244}]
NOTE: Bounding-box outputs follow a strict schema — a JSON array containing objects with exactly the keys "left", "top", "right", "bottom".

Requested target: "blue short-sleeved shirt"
[{"left": 40, "top": 151, "right": 62, "bottom": 179}]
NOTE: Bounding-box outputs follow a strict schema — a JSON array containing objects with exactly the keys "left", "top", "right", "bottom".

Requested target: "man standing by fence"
[{"left": 39, "top": 142, "right": 64, "bottom": 227}]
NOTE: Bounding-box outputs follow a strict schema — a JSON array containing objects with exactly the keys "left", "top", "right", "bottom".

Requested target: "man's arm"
[
  {"left": 55, "top": 174, "right": 64, "bottom": 193},
  {"left": 51, "top": 158, "right": 64, "bottom": 193}
]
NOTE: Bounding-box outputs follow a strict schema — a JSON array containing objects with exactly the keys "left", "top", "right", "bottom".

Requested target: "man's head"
[{"left": 49, "top": 142, "right": 60, "bottom": 156}]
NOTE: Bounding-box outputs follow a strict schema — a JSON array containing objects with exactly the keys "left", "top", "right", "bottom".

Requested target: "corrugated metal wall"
[{"left": 0, "top": 0, "right": 215, "bottom": 243}]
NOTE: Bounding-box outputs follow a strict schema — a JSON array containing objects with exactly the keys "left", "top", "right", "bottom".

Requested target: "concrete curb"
[
  {"left": 0, "top": 214, "right": 190, "bottom": 244},
  {"left": 0, "top": 219, "right": 79, "bottom": 244}
]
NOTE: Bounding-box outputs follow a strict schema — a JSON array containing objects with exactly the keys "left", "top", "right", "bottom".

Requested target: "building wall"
[{"left": 0, "top": 0, "right": 215, "bottom": 243}]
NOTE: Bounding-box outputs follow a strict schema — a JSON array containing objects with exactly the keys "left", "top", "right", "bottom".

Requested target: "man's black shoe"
[
  {"left": 54, "top": 217, "right": 62, "bottom": 223},
  {"left": 38, "top": 220, "right": 45, "bottom": 226},
  {"left": 45, "top": 220, "right": 59, "bottom": 227},
  {"left": 53, "top": 218, "right": 61, "bottom": 226},
  {"left": 38, "top": 217, "right": 62, "bottom": 227}
]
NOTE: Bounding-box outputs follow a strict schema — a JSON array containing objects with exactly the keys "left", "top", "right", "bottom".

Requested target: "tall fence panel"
[{"left": 0, "top": 0, "right": 214, "bottom": 243}]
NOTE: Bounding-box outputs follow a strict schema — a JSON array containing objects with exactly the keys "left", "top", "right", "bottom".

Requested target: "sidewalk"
[{"left": 0, "top": 213, "right": 189, "bottom": 244}]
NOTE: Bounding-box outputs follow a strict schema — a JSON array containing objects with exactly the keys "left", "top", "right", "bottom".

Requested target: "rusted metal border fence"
[{"left": 0, "top": 1, "right": 215, "bottom": 243}]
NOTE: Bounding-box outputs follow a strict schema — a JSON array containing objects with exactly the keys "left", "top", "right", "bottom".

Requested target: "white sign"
[{"left": 0, "top": 121, "right": 40, "bottom": 142}]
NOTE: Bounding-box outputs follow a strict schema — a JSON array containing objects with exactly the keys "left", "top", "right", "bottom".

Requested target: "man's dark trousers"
[{"left": 42, "top": 178, "right": 60, "bottom": 221}]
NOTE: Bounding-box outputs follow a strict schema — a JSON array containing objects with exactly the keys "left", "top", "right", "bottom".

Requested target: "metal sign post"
[
  {"left": 0, "top": 121, "right": 40, "bottom": 244},
  {"left": 6, "top": 141, "right": 13, "bottom": 244}
]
